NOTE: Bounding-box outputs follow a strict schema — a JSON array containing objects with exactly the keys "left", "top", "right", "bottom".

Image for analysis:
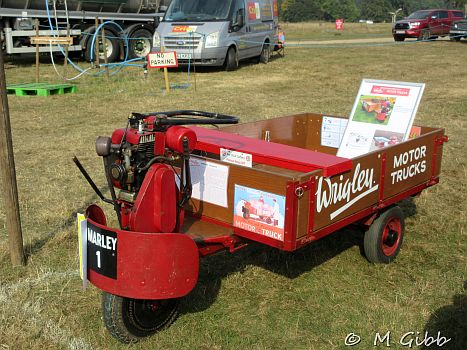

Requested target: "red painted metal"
[
  {"left": 129, "top": 164, "right": 177, "bottom": 233},
  {"left": 86, "top": 217, "right": 199, "bottom": 300},
  {"left": 381, "top": 217, "right": 402, "bottom": 256},
  {"left": 306, "top": 177, "right": 316, "bottom": 235},
  {"left": 190, "top": 126, "right": 352, "bottom": 177},
  {"left": 379, "top": 153, "right": 387, "bottom": 203},
  {"left": 165, "top": 126, "right": 197, "bottom": 153},
  {"left": 284, "top": 181, "right": 298, "bottom": 251}
]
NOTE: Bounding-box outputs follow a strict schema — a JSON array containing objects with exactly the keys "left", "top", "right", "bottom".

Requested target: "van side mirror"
[{"left": 237, "top": 9, "right": 244, "bottom": 28}]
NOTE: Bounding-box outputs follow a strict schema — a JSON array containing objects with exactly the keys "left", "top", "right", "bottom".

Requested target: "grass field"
[{"left": 0, "top": 25, "right": 466, "bottom": 349}]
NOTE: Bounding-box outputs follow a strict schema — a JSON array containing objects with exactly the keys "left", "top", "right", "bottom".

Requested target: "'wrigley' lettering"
[
  {"left": 316, "top": 163, "right": 379, "bottom": 219},
  {"left": 87, "top": 228, "right": 117, "bottom": 251},
  {"left": 391, "top": 146, "right": 427, "bottom": 184}
]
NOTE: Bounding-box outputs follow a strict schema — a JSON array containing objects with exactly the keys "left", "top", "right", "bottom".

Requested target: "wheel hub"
[{"left": 384, "top": 229, "right": 398, "bottom": 247}]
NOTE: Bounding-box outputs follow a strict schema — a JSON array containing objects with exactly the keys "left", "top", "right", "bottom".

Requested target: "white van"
[{"left": 152, "top": 0, "right": 279, "bottom": 70}]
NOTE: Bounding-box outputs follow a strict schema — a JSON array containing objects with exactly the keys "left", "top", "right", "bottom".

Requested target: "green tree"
[
  {"left": 280, "top": 0, "right": 323, "bottom": 22},
  {"left": 320, "top": 0, "right": 360, "bottom": 21},
  {"left": 360, "top": 0, "right": 392, "bottom": 21}
]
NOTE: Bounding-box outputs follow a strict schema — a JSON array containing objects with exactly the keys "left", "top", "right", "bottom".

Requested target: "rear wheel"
[
  {"left": 128, "top": 28, "right": 153, "bottom": 59},
  {"left": 364, "top": 206, "right": 405, "bottom": 264},
  {"left": 225, "top": 47, "right": 238, "bottom": 71},
  {"left": 84, "top": 28, "right": 120, "bottom": 63},
  {"left": 102, "top": 292, "right": 179, "bottom": 343},
  {"left": 257, "top": 43, "right": 270, "bottom": 64}
]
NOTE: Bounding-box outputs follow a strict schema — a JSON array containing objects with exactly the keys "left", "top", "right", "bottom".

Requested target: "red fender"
[{"left": 84, "top": 214, "right": 199, "bottom": 300}]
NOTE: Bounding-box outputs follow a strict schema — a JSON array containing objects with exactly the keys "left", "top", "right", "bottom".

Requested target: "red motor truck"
[{"left": 392, "top": 9, "right": 464, "bottom": 41}]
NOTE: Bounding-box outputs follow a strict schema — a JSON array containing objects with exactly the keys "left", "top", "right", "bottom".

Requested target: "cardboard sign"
[
  {"left": 147, "top": 51, "right": 179, "bottom": 69},
  {"left": 337, "top": 79, "right": 425, "bottom": 159}
]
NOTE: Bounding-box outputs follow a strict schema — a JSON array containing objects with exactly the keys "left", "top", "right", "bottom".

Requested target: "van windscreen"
[{"left": 165, "top": 0, "right": 234, "bottom": 21}]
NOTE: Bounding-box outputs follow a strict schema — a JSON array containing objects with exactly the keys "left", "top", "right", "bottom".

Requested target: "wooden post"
[
  {"left": 100, "top": 19, "right": 109, "bottom": 79},
  {"left": 94, "top": 17, "right": 100, "bottom": 68},
  {"left": 0, "top": 49, "right": 25, "bottom": 266},
  {"left": 161, "top": 46, "right": 170, "bottom": 92},
  {"left": 35, "top": 20, "right": 39, "bottom": 84}
]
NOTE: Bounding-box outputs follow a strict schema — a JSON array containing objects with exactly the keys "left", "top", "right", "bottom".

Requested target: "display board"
[{"left": 337, "top": 79, "right": 425, "bottom": 159}]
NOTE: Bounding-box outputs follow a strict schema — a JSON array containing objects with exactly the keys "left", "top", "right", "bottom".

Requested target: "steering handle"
[{"left": 131, "top": 110, "right": 239, "bottom": 126}]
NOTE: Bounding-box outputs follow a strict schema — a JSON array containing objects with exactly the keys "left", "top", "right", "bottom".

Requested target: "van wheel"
[
  {"left": 225, "top": 47, "right": 238, "bottom": 71},
  {"left": 393, "top": 35, "right": 405, "bottom": 42},
  {"left": 364, "top": 206, "right": 404, "bottom": 264},
  {"left": 257, "top": 43, "right": 270, "bottom": 64}
]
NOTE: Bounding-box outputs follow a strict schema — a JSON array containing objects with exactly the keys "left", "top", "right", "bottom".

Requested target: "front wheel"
[
  {"left": 419, "top": 29, "right": 430, "bottom": 41},
  {"left": 225, "top": 47, "right": 238, "bottom": 71},
  {"left": 102, "top": 292, "right": 179, "bottom": 343},
  {"left": 364, "top": 206, "right": 405, "bottom": 264}
]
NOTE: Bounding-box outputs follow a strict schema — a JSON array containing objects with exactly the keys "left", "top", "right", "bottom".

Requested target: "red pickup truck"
[{"left": 393, "top": 9, "right": 464, "bottom": 41}]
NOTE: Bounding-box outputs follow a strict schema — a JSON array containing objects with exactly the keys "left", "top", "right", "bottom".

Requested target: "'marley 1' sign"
[{"left": 148, "top": 51, "right": 178, "bottom": 68}]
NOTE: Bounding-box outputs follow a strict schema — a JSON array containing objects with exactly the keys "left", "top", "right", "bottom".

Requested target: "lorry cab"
[{"left": 152, "top": 0, "right": 279, "bottom": 70}]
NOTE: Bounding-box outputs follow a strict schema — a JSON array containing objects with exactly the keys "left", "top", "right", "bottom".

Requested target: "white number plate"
[
  {"left": 395, "top": 30, "right": 406, "bottom": 34},
  {"left": 177, "top": 53, "right": 192, "bottom": 59}
]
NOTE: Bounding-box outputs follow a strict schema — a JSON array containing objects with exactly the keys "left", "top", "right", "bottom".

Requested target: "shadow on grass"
[
  {"left": 421, "top": 282, "right": 467, "bottom": 350},
  {"left": 182, "top": 226, "right": 363, "bottom": 314}
]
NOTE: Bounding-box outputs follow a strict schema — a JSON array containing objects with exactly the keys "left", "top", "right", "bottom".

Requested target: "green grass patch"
[{"left": 0, "top": 26, "right": 466, "bottom": 349}]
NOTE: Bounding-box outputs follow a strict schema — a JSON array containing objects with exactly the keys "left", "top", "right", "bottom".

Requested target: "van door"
[{"left": 229, "top": 0, "right": 250, "bottom": 59}]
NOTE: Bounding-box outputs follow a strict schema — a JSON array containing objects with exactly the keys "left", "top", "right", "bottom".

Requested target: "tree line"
[{"left": 279, "top": 0, "right": 467, "bottom": 22}]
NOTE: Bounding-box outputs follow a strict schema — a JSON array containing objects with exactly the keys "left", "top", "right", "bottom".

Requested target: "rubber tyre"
[
  {"left": 84, "top": 31, "right": 120, "bottom": 63},
  {"left": 450, "top": 36, "right": 461, "bottom": 42},
  {"left": 419, "top": 29, "right": 430, "bottom": 41},
  {"left": 257, "top": 43, "right": 270, "bottom": 64},
  {"left": 393, "top": 35, "right": 405, "bottom": 42},
  {"left": 102, "top": 292, "right": 179, "bottom": 343},
  {"left": 128, "top": 28, "right": 153, "bottom": 59},
  {"left": 364, "top": 206, "right": 405, "bottom": 264},
  {"left": 225, "top": 47, "right": 238, "bottom": 71}
]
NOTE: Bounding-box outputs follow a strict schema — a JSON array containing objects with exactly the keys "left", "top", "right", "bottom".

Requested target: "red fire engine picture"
[
  {"left": 355, "top": 95, "right": 396, "bottom": 125},
  {"left": 234, "top": 185, "right": 285, "bottom": 242}
]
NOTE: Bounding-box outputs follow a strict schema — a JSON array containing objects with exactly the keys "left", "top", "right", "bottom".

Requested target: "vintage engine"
[{"left": 74, "top": 111, "right": 238, "bottom": 234}]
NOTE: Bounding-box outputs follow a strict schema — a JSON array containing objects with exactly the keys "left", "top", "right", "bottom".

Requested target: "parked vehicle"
[
  {"left": 152, "top": 0, "right": 279, "bottom": 71},
  {"left": 450, "top": 17, "right": 467, "bottom": 41},
  {"left": 392, "top": 9, "right": 464, "bottom": 41},
  {"left": 75, "top": 111, "right": 447, "bottom": 343},
  {"left": 0, "top": 0, "right": 171, "bottom": 62}
]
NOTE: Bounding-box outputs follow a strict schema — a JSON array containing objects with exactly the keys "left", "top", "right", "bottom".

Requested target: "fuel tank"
[{"left": 1, "top": 0, "right": 171, "bottom": 13}]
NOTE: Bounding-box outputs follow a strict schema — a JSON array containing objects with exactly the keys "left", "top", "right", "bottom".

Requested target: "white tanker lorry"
[{"left": 0, "top": 0, "right": 171, "bottom": 62}]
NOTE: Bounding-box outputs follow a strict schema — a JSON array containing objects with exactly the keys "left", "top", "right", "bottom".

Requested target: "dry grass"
[{"left": 0, "top": 31, "right": 466, "bottom": 349}]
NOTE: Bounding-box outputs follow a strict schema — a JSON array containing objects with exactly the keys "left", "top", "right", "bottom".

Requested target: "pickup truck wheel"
[
  {"left": 102, "top": 292, "right": 179, "bottom": 343},
  {"left": 225, "top": 47, "right": 238, "bottom": 71},
  {"left": 364, "top": 206, "right": 404, "bottom": 264},
  {"left": 419, "top": 29, "right": 430, "bottom": 41},
  {"left": 450, "top": 36, "right": 461, "bottom": 42},
  {"left": 393, "top": 35, "right": 405, "bottom": 42}
]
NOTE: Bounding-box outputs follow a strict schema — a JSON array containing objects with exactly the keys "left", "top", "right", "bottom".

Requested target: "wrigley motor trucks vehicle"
[{"left": 152, "top": 0, "right": 279, "bottom": 70}]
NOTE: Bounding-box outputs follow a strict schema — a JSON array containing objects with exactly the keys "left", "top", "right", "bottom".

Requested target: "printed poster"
[
  {"left": 321, "top": 116, "right": 348, "bottom": 148},
  {"left": 233, "top": 185, "right": 285, "bottom": 242},
  {"left": 337, "top": 79, "right": 425, "bottom": 159}
]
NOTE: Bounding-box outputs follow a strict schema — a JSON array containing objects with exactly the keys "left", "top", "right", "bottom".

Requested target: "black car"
[{"left": 450, "top": 18, "right": 467, "bottom": 41}]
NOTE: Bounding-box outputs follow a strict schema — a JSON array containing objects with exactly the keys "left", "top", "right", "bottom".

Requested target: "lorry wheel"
[
  {"left": 257, "top": 43, "right": 270, "bottom": 64},
  {"left": 225, "top": 47, "right": 238, "bottom": 71},
  {"left": 102, "top": 292, "right": 179, "bottom": 343},
  {"left": 84, "top": 32, "right": 120, "bottom": 63},
  {"left": 393, "top": 35, "right": 405, "bottom": 42},
  {"left": 363, "top": 206, "right": 404, "bottom": 264},
  {"left": 128, "top": 28, "right": 153, "bottom": 59}
]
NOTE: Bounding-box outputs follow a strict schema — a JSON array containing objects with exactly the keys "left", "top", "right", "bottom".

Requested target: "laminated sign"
[{"left": 147, "top": 52, "right": 179, "bottom": 69}]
